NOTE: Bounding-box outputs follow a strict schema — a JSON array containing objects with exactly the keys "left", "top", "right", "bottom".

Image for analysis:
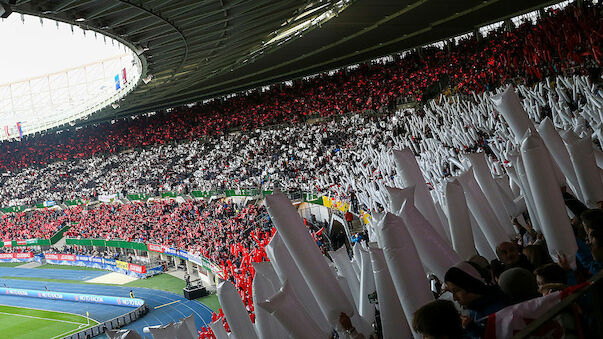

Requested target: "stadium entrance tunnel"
[
  {"left": 0, "top": 13, "right": 142, "bottom": 141},
  {"left": 330, "top": 219, "right": 350, "bottom": 251}
]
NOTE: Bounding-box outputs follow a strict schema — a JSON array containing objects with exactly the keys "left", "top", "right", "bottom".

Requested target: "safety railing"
[
  {"left": 65, "top": 238, "right": 148, "bottom": 252},
  {"left": 0, "top": 224, "right": 71, "bottom": 247},
  {"left": 63, "top": 303, "right": 149, "bottom": 339}
]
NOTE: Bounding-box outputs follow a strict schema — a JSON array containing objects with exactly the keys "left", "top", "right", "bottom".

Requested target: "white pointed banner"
[
  {"left": 457, "top": 168, "right": 509, "bottom": 252},
  {"left": 444, "top": 178, "right": 477, "bottom": 259},
  {"left": 217, "top": 280, "right": 259, "bottom": 339},
  {"left": 369, "top": 243, "right": 413, "bottom": 338},
  {"left": 265, "top": 233, "right": 331, "bottom": 333},
  {"left": 400, "top": 201, "right": 460, "bottom": 279},
  {"left": 258, "top": 280, "right": 330, "bottom": 339},
  {"left": 252, "top": 262, "right": 288, "bottom": 339},
  {"left": 521, "top": 133, "right": 578, "bottom": 266},
  {"left": 393, "top": 149, "right": 449, "bottom": 241},
  {"left": 265, "top": 192, "right": 354, "bottom": 326},
  {"left": 490, "top": 85, "right": 536, "bottom": 143},
  {"left": 378, "top": 213, "right": 433, "bottom": 339}
]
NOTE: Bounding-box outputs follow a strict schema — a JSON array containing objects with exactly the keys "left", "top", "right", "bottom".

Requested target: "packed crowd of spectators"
[
  {"left": 198, "top": 194, "right": 603, "bottom": 338},
  {"left": 0, "top": 2, "right": 599, "bottom": 207},
  {"left": 63, "top": 200, "right": 272, "bottom": 266},
  {"left": 0, "top": 208, "right": 71, "bottom": 241},
  {"left": 0, "top": 112, "right": 382, "bottom": 206},
  {"left": 63, "top": 199, "right": 275, "bottom": 311},
  {"left": 0, "top": 246, "right": 34, "bottom": 254},
  {"left": 408, "top": 206, "right": 603, "bottom": 339}
]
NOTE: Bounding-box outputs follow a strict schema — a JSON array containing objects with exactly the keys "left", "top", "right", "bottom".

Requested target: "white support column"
[{"left": 186, "top": 260, "right": 194, "bottom": 276}]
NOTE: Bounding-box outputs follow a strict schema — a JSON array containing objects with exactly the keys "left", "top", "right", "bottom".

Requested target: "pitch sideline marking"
[
  {"left": 0, "top": 303, "right": 97, "bottom": 322},
  {"left": 50, "top": 323, "right": 90, "bottom": 339},
  {"left": 0, "top": 311, "right": 85, "bottom": 325}
]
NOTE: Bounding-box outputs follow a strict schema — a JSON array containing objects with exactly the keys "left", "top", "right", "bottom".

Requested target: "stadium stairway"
[
  {"left": 53, "top": 233, "right": 67, "bottom": 249},
  {"left": 350, "top": 218, "right": 364, "bottom": 234},
  {"left": 347, "top": 211, "right": 364, "bottom": 234}
]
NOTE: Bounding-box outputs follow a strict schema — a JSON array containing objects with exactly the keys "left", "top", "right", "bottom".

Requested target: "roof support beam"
[
  {"left": 52, "top": 0, "right": 85, "bottom": 14},
  {"left": 86, "top": 3, "right": 124, "bottom": 20}
]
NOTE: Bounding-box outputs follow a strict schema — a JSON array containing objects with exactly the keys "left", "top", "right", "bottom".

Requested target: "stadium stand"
[
  {"left": 0, "top": 1, "right": 602, "bottom": 339},
  {"left": 0, "top": 208, "right": 73, "bottom": 241},
  {"left": 0, "top": 2, "right": 600, "bottom": 206}
]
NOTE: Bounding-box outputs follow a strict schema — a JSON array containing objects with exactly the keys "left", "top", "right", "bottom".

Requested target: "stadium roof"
[{"left": 9, "top": 0, "right": 566, "bottom": 126}]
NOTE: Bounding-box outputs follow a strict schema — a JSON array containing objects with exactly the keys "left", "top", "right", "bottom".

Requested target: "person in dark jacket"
[
  {"left": 445, "top": 261, "right": 509, "bottom": 338},
  {"left": 491, "top": 241, "right": 535, "bottom": 278},
  {"left": 497, "top": 267, "right": 541, "bottom": 303},
  {"left": 413, "top": 300, "right": 465, "bottom": 339},
  {"left": 579, "top": 209, "right": 603, "bottom": 275}
]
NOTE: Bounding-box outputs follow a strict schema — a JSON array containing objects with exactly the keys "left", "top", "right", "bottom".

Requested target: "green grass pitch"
[{"left": 0, "top": 304, "right": 98, "bottom": 339}]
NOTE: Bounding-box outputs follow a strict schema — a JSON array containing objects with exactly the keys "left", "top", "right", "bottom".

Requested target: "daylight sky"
[{"left": 0, "top": 14, "right": 125, "bottom": 84}]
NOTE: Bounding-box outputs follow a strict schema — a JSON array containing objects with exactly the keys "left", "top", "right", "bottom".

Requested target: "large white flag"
[{"left": 485, "top": 283, "right": 589, "bottom": 339}]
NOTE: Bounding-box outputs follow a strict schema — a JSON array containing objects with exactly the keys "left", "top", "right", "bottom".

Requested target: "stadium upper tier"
[
  {"left": 7, "top": 0, "right": 573, "bottom": 121},
  {"left": 0, "top": 14, "right": 141, "bottom": 139},
  {"left": 0, "top": 3, "right": 600, "bottom": 207}
]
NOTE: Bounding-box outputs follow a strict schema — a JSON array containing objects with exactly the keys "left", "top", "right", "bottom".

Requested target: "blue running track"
[
  {"left": 0, "top": 268, "right": 214, "bottom": 338},
  {"left": 0, "top": 267, "right": 109, "bottom": 281}
]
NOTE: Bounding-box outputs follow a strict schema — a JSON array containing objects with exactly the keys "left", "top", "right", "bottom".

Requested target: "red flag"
[{"left": 16, "top": 122, "right": 22, "bottom": 139}]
